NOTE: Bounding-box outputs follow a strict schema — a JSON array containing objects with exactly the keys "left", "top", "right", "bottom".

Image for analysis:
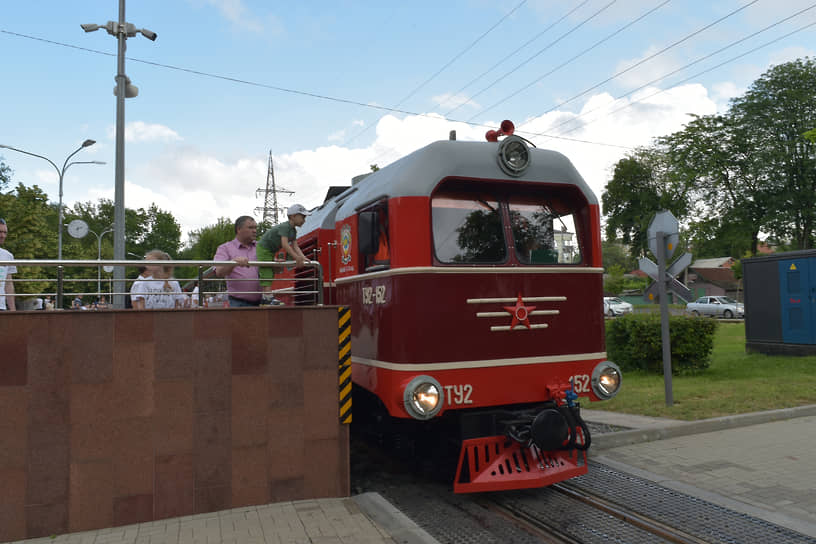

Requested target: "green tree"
[
  {"left": 177, "top": 217, "right": 235, "bottom": 281},
  {"left": 659, "top": 114, "right": 768, "bottom": 257},
  {"left": 141, "top": 204, "right": 182, "bottom": 255},
  {"left": 603, "top": 264, "right": 626, "bottom": 295},
  {"left": 729, "top": 58, "right": 816, "bottom": 249},
  {"left": 0, "top": 183, "right": 57, "bottom": 297},
  {"left": 0, "top": 158, "right": 11, "bottom": 191},
  {"left": 602, "top": 149, "right": 688, "bottom": 258},
  {"left": 602, "top": 239, "right": 636, "bottom": 272}
]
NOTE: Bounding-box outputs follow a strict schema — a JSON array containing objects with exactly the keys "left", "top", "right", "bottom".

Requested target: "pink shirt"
[{"left": 214, "top": 238, "right": 261, "bottom": 302}]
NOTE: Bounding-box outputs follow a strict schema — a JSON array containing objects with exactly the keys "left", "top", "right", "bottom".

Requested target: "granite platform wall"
[{"left": 0, "top": 307, "right": 349, "bottom": 540}]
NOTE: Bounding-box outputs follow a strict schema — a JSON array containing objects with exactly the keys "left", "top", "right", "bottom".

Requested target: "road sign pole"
[{"left": 656, "top": 231, "right": 674, "bottom": 406}]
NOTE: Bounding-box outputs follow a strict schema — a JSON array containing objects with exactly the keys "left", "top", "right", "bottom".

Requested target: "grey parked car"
[{"left": 686, "top": 296, "right": 744, "bottom": 318}]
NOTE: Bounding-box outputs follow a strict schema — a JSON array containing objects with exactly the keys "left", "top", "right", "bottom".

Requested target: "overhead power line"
[
  {"left": 469, "top": 0, "right": 670, "bottom": 121},
  {"left": 341, "top": 0, "right": 527, "bottom": 146},
  {"left": 553, "top": 15, "right": 816, "bottom": 139},
  {"left": 448, "top": 0, "right": 618, "bottom": 118},
  {"left": 547, "top": 2, "right": 816, "bottom": 137},
  {"left": 436, "top": 0, "right": 592, "bottom": 114},
  {"left": 0, "top": 29, "right": 631, "bottom": 150},
  {"left": 513, "top": 0, "right": 761, "bottom": 131}
]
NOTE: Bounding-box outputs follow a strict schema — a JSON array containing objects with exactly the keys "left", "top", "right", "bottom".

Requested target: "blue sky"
[{"left": 2, "top": 0, "right": 815, "bottom": 243}]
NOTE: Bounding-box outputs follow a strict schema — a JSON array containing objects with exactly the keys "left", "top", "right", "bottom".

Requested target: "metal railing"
[{"left": 0, "top": 258, "right": 324, "bottom": 309}]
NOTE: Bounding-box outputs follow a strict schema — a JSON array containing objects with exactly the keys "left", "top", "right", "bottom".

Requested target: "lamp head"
[
  {"left": 140, "top": 28, "right": 158, "bottom": 41},
  {"left": 80, "top": 23, "right": 100, "bottom": 33},
  {"left": 81, "top": 139, "right": 96, "bottom": 148}
]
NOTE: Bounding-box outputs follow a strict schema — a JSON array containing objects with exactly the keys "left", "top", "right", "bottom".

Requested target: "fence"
[{"left": 0, "top": 258, "right": 324, "bottom": 309}]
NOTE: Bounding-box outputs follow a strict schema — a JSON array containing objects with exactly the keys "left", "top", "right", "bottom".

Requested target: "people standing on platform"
[
  {"left": 256, "top": 204, "right": 311, "bottom": 305},
  {"left": 130, "top": 250, "right": 187, "bottom": 309},
  {"left": 214, "top": 216, "right": 261, "bottom": 307},
  {"left": 0, "top": 218, "right": 16, "bottom": 311}
]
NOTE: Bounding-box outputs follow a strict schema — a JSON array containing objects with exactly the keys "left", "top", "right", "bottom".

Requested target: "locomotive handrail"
[{"left": 0, "top": 258, "right": 323, "bottom": 308}]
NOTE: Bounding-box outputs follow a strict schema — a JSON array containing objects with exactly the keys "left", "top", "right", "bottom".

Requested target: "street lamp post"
[
  {"left": 91, "top": 226, "right": 114, "bottom": 297},
  {"left": 0, "top": 141, "right": 104, "bottom": 261},
  {"left": 82, "top": 1, "right": 157, "bottom": 309}
]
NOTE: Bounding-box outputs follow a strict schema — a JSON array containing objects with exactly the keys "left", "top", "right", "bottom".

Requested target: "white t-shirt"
[
  {"left": 130, "top": 274, "right": 185, "bottom": 309},
  {"left": 0, "top": 247, "right": 17, "bottom": 311}
]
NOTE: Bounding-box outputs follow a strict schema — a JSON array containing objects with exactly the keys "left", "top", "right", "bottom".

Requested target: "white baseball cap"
[{"left": 287, "top": 204, "right": 311, "bottom": 216}]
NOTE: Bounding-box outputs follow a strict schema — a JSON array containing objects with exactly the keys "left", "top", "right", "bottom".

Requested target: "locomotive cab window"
[
  {"left": 432, "top": 191, "right": 506, "bottom": 264},
  {"left": 509, "top": 198, "right": 581, "bottom": 264},
  {"left": 359, "top": 201, "right": 390, "bottom": 272}
]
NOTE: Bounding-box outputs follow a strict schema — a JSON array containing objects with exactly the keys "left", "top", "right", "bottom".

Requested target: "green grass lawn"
[{"left": 598, "top": 322, "right": 816, "bottom": 420}]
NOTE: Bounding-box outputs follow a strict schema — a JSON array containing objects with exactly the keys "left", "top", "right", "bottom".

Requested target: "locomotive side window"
[
  {"left": 509, "top": 199, "right": 581, "bottom": 264},
  {"left": 432, "top": 192, "right": 506, "bottom": 264},
  {"left": 361, "top": 201, "right": 390, "bottom": 272}
]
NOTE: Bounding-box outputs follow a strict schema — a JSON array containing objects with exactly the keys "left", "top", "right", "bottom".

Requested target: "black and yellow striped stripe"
[{"left": 338, "top": 306, "right": 352, "bottom": 424}]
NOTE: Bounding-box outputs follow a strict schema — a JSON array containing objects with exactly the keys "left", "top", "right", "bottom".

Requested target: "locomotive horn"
[
  {"left": 498, "top": 120, "right": 515, "bottom": 136},
  {"left": 485, "top": 130, "right": 499, "bottom": 142}
]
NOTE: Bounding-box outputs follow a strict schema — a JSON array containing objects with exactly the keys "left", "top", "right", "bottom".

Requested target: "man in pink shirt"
[{"left": 214, "top": 216, "right": 261, "bottom": 307}]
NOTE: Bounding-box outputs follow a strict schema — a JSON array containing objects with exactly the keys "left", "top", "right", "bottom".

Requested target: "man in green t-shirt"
[{"left": 257, "top": 204, "right": 310, "bottom": 304}]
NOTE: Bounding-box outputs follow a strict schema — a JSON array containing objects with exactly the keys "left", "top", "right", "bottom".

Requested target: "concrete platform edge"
[
  {"left": 353, "top": 492, "right": 442, "bottom": 544},
  {"left": 590, "top": 404, "right": 816, "bottom": 450}
]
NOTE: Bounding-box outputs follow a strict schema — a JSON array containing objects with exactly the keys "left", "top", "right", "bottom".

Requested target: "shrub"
[{"left": 605, "top": 313, "right": 717, "bottom": 374}]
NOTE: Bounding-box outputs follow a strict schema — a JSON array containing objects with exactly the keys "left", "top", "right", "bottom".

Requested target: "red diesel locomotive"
[{"left": 293, "top": 122, "right": 621, "bottom": 493}]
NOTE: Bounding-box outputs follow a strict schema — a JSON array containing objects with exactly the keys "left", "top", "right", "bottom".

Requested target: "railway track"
[{"left": 483, "top": 482, "right": 710, "bottom": 544}]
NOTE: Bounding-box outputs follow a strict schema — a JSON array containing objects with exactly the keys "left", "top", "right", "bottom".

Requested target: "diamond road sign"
[{"left": 647, "top": 210, "right": 679, "bottom": 259}]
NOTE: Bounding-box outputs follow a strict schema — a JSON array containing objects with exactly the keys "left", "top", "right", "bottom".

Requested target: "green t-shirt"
[{"left": 258, "top": 221, "right": 297, "bottom": 254}]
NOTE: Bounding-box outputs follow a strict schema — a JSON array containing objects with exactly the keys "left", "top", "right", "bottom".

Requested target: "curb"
[
  {"left": 353, "top": 492, "right": 441, "bottom": 544},
  {"left": 590, "top": 404, "right": 816, "bottom": 451}
]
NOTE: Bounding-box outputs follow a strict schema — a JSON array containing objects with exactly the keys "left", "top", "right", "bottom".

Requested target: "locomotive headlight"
[
  {"left": 403, "top": 375, "right": 444, "bottom": 420},
  {"left": 591, "top": 361, "right": 622, "bottom": 400},
  {"left": 497, "top": 135, "right": 531, "bottom": 177}
]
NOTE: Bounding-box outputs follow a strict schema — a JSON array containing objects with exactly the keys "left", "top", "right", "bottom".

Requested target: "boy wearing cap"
[{"left": 257, "top": 204, "right": 311, "bottom": 305}]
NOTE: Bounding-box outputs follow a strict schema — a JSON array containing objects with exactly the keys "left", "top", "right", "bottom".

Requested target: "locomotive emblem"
[
  {"left": 469, "top": 294, "right": 564, "bottom": 332},
  {"left": 504, "top": 293, "right": 536, "bottom": 329},
  {"left": 340, "top": 224, "right": 352, "bottom": 265}
]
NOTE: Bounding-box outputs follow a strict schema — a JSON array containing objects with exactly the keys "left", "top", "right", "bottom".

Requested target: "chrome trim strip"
[
  {"left": 335, "top": 266, "right": 604, "bottom": 284},
  {"left": 468, "top": 296, "right": 567, "bottom": 304},
  {"left": 490, "top": 324, "right": 549, "bottom": 331},
  {"left": 476, "top": 310, "right": 559, "bottom": 317},
  {"left": 351, "top": 352, "right": 607, "bottom": 371}
]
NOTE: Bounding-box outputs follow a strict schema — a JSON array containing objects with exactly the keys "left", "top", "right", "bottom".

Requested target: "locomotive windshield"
[
  {"left": 432, "top": 188, "right": 583, "bottom": 265},
  {"left": 509, "top": 198, "right": 581, "bottom": 264},
  {"left": 432, "top": 193, "right": 506, "bottom": 263}
]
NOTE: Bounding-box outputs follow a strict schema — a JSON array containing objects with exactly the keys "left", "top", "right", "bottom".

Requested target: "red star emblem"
[{"left": 504, "top": 293, "right": 536, "bottom": 330}]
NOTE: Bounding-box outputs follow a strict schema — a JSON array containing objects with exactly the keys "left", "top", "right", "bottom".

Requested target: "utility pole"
[
  {"left": 255, "top": 151, "right": 293, "bottom": 224},
  {"left": 82, "top": 1, "right": 157, "bottom": 308}
]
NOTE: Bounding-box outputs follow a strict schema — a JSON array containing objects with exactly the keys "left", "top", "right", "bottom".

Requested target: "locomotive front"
[{"left": 312, "top": 124, "right": 622, "bottom": 493}]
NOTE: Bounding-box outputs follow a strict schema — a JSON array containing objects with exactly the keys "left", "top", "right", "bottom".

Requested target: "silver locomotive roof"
[{"left": 301, "top": 139, "right": 596, "bottom": 232}]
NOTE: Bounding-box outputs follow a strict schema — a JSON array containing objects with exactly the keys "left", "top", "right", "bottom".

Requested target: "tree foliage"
[
  {"left": 603, "top": 57, "right": 816, "bottom": 257},
  {"left": 601, "top": 148, "right": 688, "bottom": 257}
]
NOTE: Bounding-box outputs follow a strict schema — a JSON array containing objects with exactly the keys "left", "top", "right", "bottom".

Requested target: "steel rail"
[{"left": 552, "top": 482, "right": 710, "bottom": 544}]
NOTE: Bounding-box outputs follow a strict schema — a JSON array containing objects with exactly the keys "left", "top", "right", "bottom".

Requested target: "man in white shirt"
[{"left": 0, "top": 218, "right": 16, "bottom": 311}]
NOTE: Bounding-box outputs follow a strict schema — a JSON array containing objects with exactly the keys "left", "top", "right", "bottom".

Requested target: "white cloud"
[
  {"left": 352, "top": 120, "right": 365, "bottom": 127},
  {"left": 79, "top": 83, "right": 720, "bottom": 245},
  {"left": 431, "top": 92, "right": 481, "bottom": 111},
  {"left": 612, "top": 47, "right": 685, "bottom": 89},
  {"left": 197, "top": 0, "right": 284, "bottom": 35},
  {"left": 106, "top": 122, "right": 182, "bottom": 143},
  {"left": 327, "top": 130, "right": 345, "bottom": 142}
]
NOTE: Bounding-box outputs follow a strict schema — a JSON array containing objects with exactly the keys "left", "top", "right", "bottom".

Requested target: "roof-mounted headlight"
[
  {"left": 591, "top": 361, "right": 622, "bottom": 400},
  {"left": 403, "top": 375, "right": 444, "bottom": 420},
  {"left": 497, "top": 135, "right": 531, "bottom": 177}
]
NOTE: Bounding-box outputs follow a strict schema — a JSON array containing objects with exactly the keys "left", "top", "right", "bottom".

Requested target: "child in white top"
[{"left": 130, "top": 250, "right": 188, "bottom": 309}]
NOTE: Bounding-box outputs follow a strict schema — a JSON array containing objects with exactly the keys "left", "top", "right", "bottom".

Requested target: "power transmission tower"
[{"left": 255, "top": 151, "right": 293, "bottom": 224}]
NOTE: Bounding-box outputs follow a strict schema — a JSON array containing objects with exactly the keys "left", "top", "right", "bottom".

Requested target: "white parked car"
[
  {"left": 686, "top": 296, "right": 744, "bottom": 318},
  {"left": 603, "top": 297, "right": 633, "bottom": 317}
]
